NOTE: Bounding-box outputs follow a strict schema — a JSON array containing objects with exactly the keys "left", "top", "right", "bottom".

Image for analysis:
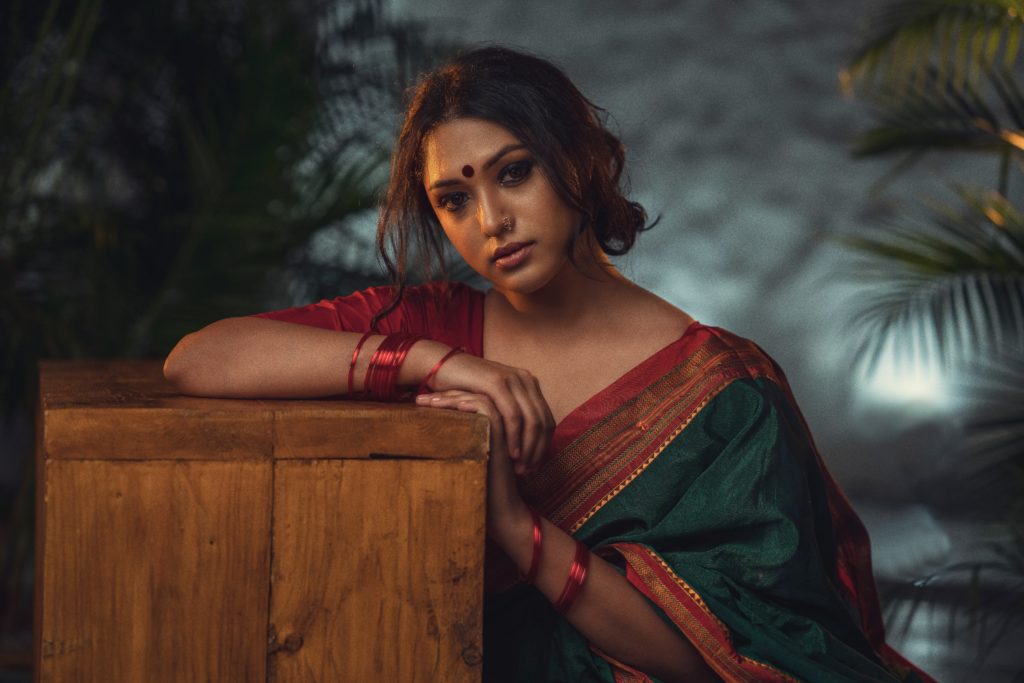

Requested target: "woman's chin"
[{"left": 484, "top": 267, "right": 558, "bottom": 296}]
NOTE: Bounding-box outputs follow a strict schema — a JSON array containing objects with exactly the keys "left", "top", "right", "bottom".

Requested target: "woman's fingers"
[
  {"left": 504, "top": 372, "right": 547, "bottom": 474},
  {"left": 416, "top": 390, "right": 510, "bottom": 462},
  {"left": 487, "top": 378, "right": 525, "bottom": 466},
  {"left": 422, "top": 355, "right": 554, "bottom": 475},
  {"left": 417, "top": 390, "right": 525, "bottom": 523}
]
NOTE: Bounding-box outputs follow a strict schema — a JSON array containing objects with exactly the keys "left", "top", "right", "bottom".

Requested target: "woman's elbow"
[
  {"left": 163, "top": 332, "right": 204, "bottom": 394},
  {"left": 163, "top": 318, "right": 257, "bottom": 396}
]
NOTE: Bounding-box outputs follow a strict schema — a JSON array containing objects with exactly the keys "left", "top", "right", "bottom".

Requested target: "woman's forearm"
[
  {"left": 163, "top": 317, "right": 449, "bottom": 398},
  {"left": 492, "top": 513, "right": 717, "bottom": 683}
]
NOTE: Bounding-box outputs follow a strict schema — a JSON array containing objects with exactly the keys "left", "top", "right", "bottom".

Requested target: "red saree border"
[
  {"left": 522, "top": 325, "right": 780, "bottom": 534},
  {"left": 588, "top": 645, "right": 655, "bottom": 683},
  {"left": 611, "top": 542, "right": 799, "bottom": 683}
]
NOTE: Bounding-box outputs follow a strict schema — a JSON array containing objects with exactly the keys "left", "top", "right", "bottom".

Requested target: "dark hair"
[{"left": 375, "top": 45, "right": 652, "bottom": 315}]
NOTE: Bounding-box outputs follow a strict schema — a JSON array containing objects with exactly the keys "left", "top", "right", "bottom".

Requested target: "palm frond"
[
  {"left": 852, "top": 64, "right": 1024, "bottom": 185},
  {"left": 845, "top": 0, "right": 1024, "bottom": 95},
  {"left": 845, "top": 187, "right": 1024, "bottom": 368},
  {"left": 952, "top": 352, "right": 1024, "bottom": 510}
]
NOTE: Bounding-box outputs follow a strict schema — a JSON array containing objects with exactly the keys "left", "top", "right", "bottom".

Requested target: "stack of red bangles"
[
  {"left": 347, "top": 332, "right": 464, "bottom": 400},
  {"left": 524, "top": 507, "right": 590, "bottom": 615}
]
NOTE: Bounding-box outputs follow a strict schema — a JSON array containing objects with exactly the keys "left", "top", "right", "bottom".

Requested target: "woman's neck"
[{"left": 491, "top": 244, "right": 635, "bottom": 335}]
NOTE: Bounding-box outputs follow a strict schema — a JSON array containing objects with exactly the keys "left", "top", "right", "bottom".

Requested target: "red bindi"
[{"left": 461, "top": 164, "right": 475, "bottom": 178}]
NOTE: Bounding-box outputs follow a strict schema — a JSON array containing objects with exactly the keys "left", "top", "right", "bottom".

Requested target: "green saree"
[
  {"left": 253, "top": 282, "right": 934, "bottom": 682},
  {"left": 484, "top": 322, "right": 935, "bottom": 683}
]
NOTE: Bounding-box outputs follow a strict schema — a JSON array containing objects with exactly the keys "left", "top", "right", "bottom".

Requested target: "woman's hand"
[
  {"left": 415, "top": 390, "right": 531, "bottom": 536},
  {"left": 424, "top": 352, "right": 555, "bottom": 475}
]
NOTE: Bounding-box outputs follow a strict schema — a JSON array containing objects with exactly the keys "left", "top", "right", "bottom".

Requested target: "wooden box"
[{"left": 34, "top": 360, "right": 488, "bottom": 682}]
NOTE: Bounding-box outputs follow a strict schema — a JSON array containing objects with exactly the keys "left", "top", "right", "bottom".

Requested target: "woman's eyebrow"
[
  {"left": 482, "top": 143, "right": 527, "bottom": 170},
  {"left": 427, "top": 143, "right": 528, "bottom": 190}
]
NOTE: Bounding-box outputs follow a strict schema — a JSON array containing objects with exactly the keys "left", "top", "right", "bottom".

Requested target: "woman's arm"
[
  {"left": 496, "top": 510, "right": 718, "bottom": 683},
  {"left": 163, "top": 316, "right": 452, "bottom": 398},
  {"left": 164, "top": 317, "right": 554, "bottom": 470},
  {"left": 418, "top": 390, "right": 717, "bottom": 683}
]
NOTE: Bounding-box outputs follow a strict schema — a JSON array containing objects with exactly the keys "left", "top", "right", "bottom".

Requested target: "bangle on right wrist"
[{"left": 418, "top": 346, "right": 464, "bottom": 394}]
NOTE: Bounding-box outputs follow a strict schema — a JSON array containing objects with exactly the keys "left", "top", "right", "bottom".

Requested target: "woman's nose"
[{"left": 476, "top": 193, "right": 506, "bottom": 237}]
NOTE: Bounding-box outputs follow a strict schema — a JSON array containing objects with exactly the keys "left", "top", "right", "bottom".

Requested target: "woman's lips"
[{"left": 493, "top": 242, "right": 534, "bottom": 269}]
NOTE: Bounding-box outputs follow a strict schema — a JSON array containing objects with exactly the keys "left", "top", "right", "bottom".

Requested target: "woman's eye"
[
  {"left": 499, "top": 160, "right": 533, "bottom": 185},
  {"left": 437, "top": 192, "right": 469, "bottom": 212}
]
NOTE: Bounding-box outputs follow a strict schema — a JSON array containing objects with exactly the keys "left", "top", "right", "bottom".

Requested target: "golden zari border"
[
  {"left": 523, "top": 331, "right": 781, "bottom": 534},
  {"left": 612, "top": 543, "right": 800, "bottom": 683}
]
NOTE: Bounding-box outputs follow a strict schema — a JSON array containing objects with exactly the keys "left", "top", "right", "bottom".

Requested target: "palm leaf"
[
  {"left": 845, "top": 187, "right": 1024, "bottom": 369},
  {"left": 845, "top": 0, "right": 1024, "bottom": 95},
  {"left": 950, "top": 352, "right": 1024, "bottom": 513},
  {"left": 852, "top": 65, "right": 1024, "bottom": 190}
]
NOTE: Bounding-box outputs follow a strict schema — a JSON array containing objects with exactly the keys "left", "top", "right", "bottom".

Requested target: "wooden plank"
[
  {"left": 39, "top": 360, "right": 488, "bottom": 461},
  {"left": 37, "top": 460, "right": 272, "bottom": 683},
  {"left": 269, "top": 459, "right": 486, "bottom": 683},
  {"left": 43, "top": 406, "right": 276, "bottom": 460},
  {"left": 272, "top": 405, "right": 489, "bottom": 460}
]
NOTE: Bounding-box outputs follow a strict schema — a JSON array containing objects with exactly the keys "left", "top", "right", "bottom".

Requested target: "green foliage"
[
  {"left": 845, "top": 187, "right": 1024, "bottom": 369},
  {"left": 851, "top": 65, "right": 1024, "bottom": 166},
  {"left": 845, "top": 1, "right": 1024, "bottom": 670},
  {"left": 845, "top": 0, "right": 1024, "bottom": 94},
  {"left": 0, "top": 0, "right": 454, "bottom": 658},
  {"left": 843, "top": 0, "right": 1024, "bottom": 402},
  {"left": 0, "top": 0, "right": 445, "bottom": 416}
]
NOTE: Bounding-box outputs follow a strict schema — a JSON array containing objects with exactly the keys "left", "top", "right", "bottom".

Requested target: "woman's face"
[{"left": 421, "top": 118, "right": 581, "bottom": 294}]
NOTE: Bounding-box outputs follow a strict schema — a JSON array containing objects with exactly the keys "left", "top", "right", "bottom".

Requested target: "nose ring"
[{"left": 502, "top": 216, "right": 513, "bottom": 232}]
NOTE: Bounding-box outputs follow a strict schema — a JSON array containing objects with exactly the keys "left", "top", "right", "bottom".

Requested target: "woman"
[{"left": 164, "top": 47, "right": 934, "bottom": 683}]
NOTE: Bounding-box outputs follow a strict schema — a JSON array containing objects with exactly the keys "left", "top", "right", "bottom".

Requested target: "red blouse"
[{"left": 252, "top": 281, "right": 485, "bottom": 358}]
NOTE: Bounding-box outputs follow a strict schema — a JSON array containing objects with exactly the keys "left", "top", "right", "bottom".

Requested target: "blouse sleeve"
[{"left": 251, "top": 281, "right": 484, "bottom": 355}]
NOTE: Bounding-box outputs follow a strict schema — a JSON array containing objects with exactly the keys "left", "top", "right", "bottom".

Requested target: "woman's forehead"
[{"left": 422, "top": 118, "right": 523, "bottom": 182}]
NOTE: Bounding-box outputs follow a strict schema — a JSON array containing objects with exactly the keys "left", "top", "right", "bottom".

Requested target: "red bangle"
[
  {"left": 524, "top": 508, "right": 543, "bottom": 584},
  {"left": 364, "top": 335, "right": 394, "bottom": 400},
  {"left": 553, "top": 540, "right": 589, "bottom": 615},
  {"left": 347, "top": 331, "right": 373, "bottom": 395},
  {"left": 418, "top": 347, "right": 464, "bottom": 394},
  {"left": 365, "top": 334, "right": 420, "bottom": 401}
]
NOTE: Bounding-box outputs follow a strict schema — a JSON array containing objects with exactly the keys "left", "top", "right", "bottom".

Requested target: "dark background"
[{"left": 3, "top": 1, "right": 1022, "bottom": 680}]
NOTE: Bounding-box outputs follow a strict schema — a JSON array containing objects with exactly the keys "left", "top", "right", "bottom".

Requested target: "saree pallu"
[{"left": 484, "top": 324, "right": 935, "bottom": 683}]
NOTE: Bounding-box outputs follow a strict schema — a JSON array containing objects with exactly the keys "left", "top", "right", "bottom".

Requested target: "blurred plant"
[
  {"left": 843, "top": 0, "right": 1024, "bottom": 672},
  {"left": 0, "top": 0, "right": 453, "bottom": 664}
]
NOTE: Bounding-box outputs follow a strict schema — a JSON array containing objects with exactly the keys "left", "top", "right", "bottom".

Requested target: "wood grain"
[
  {"left": 39, "top": 359, "right": 488, "bottom": 461},
  {"left": 35, "top": 360, "right": 489, "bottom": 682},
  {"left": 268, "top": 459, "right": 487, "bottom": 683},
  {"left": 37, "top": 459, "right": 272, "bottom": 683}
]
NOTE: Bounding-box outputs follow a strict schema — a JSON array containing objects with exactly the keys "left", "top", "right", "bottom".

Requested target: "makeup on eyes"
[{"left": 499, "top": 159, "right": 533, "bottom": 183}]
